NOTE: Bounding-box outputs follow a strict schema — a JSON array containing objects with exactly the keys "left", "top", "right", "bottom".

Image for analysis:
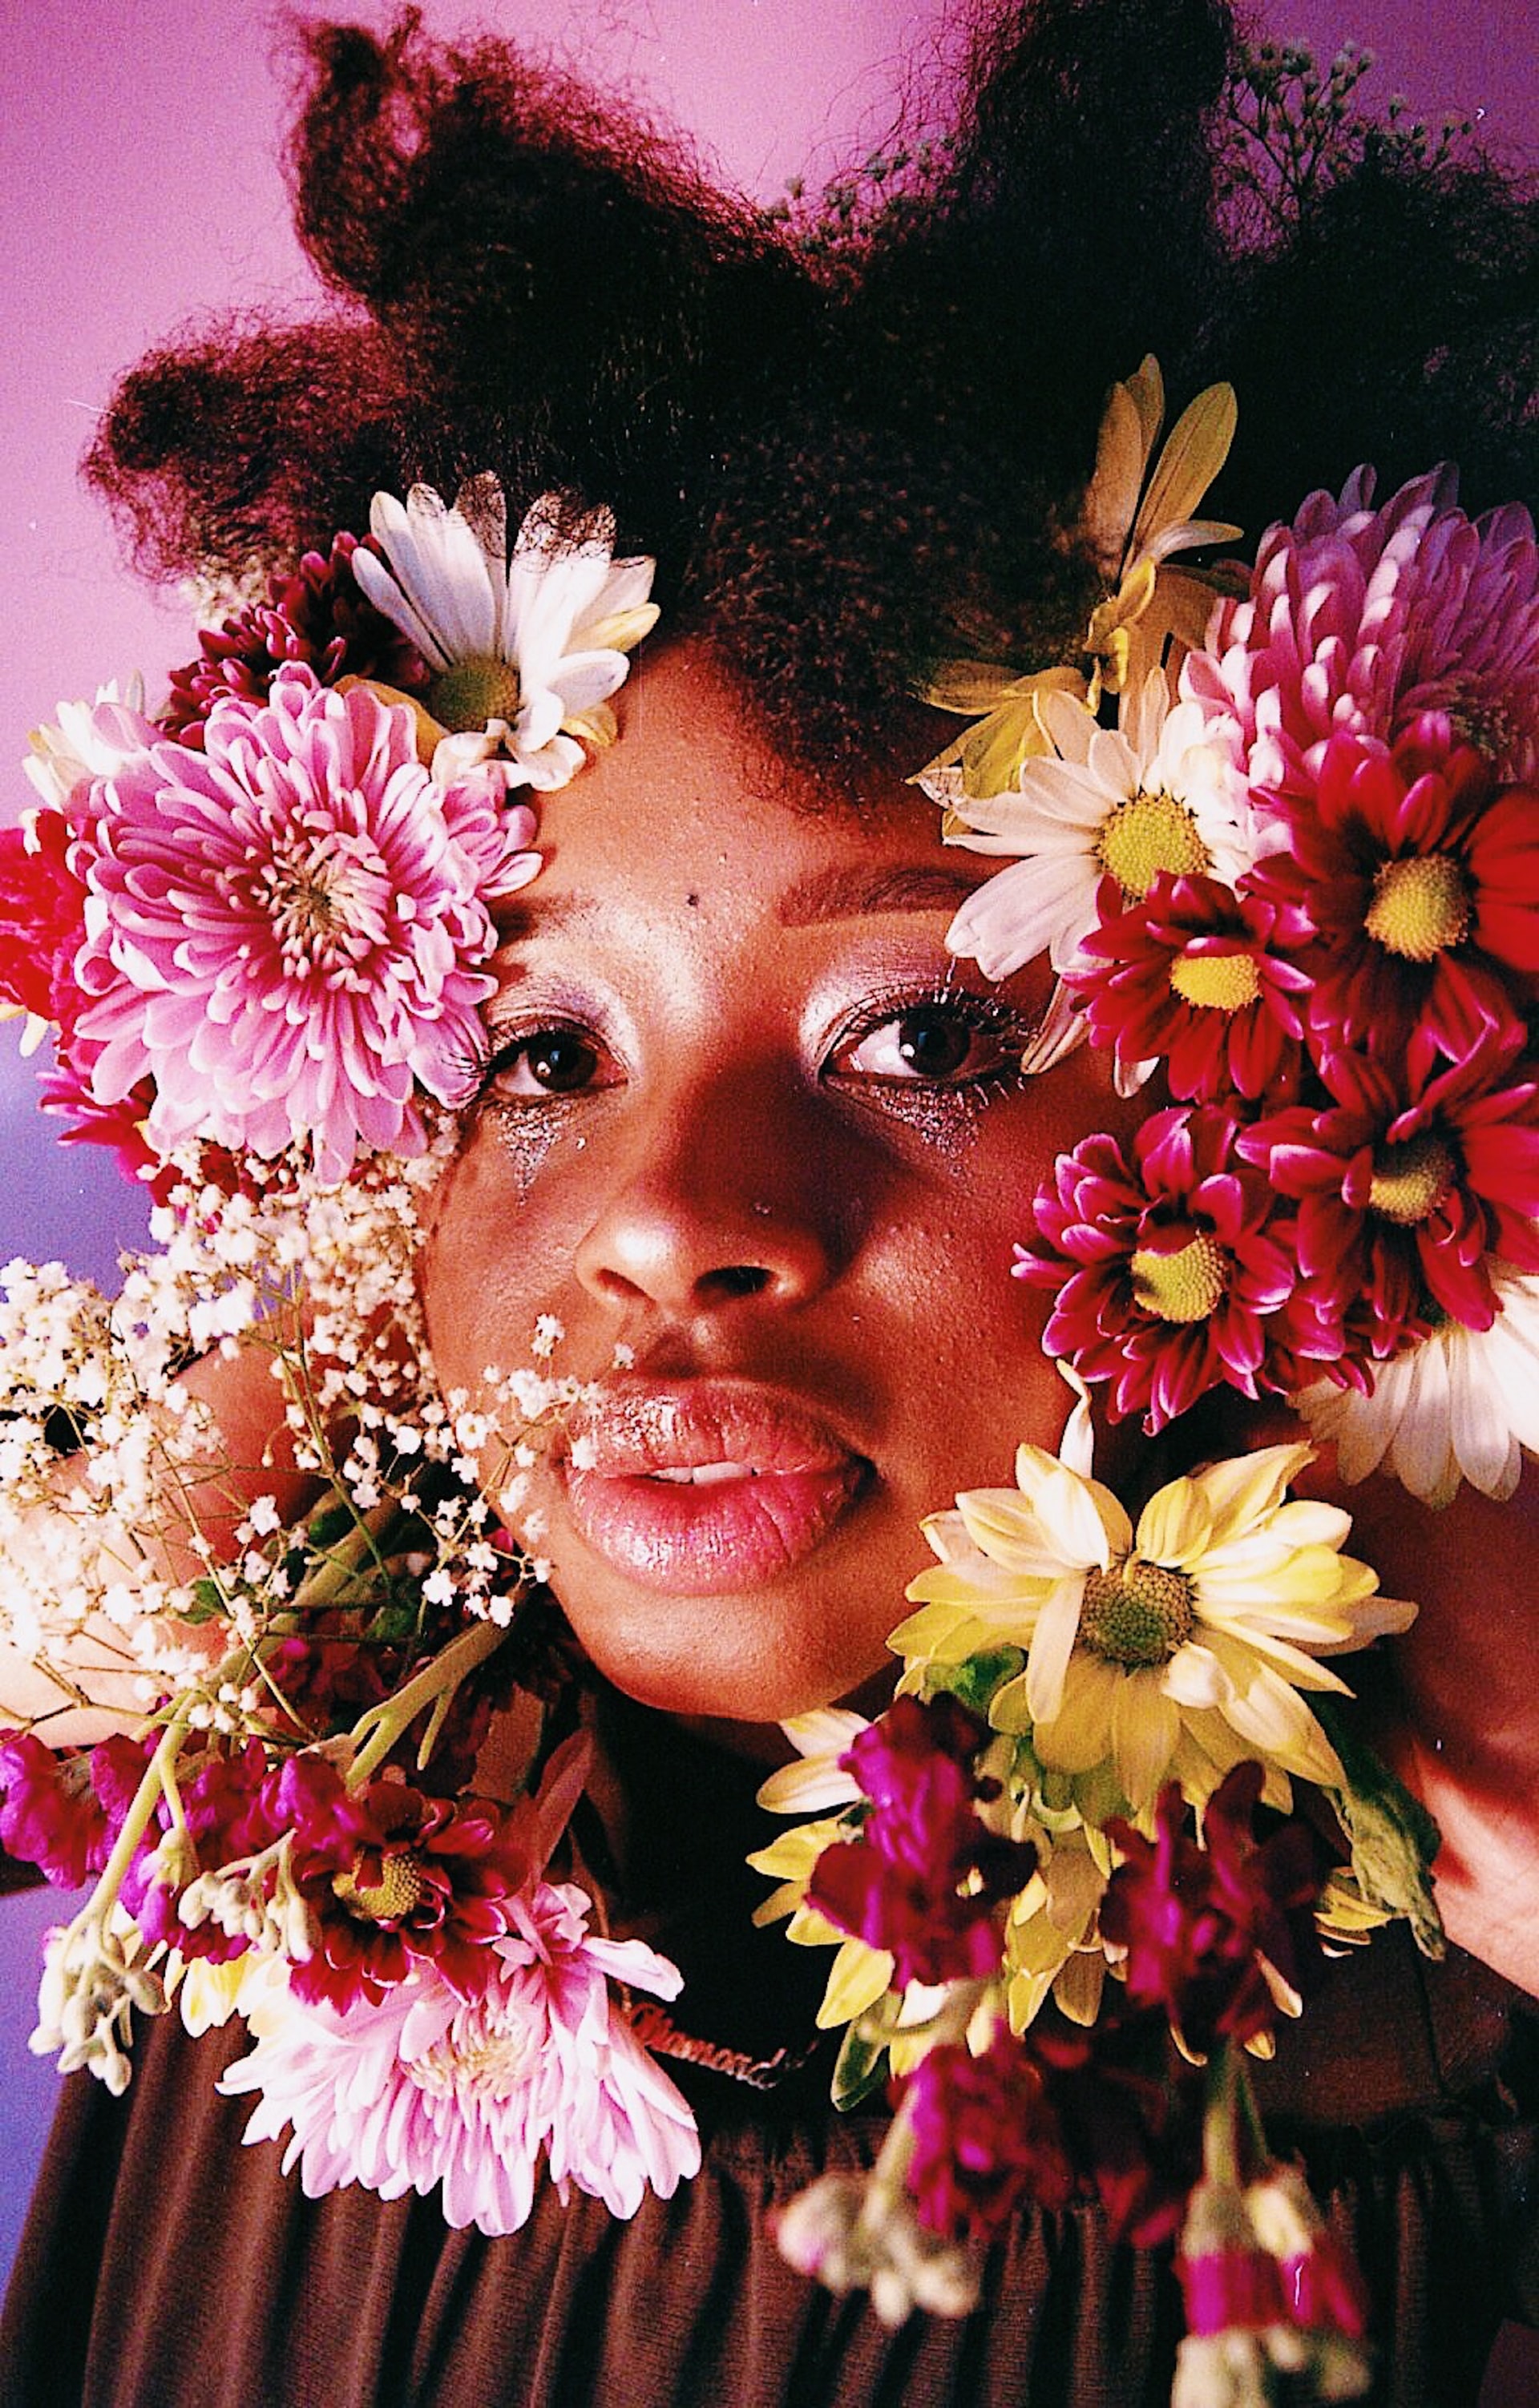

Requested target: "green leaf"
[
  {"left": 1314, "top": 1696, "right": 1445, "bottom": 1958},
  {"left": 179, "top": 1576, "right": 228, "bottom": 1627},
  {"left": 305, "top": 1502, "right": 353, "bottom": 1552},
  {"left": 831, "top": 2017, "right": 891, "bottom": 2113},
  {"left": 365, "top": 1599, "right": 422, "bottom": 1646},
  {"left": 926, "top": 1646, "right": 1025, "bottom": 1717}
]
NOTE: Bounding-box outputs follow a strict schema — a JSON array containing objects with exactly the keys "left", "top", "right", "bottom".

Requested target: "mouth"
[{"left": 562, "top": 1381, "right": 872, "bottom": 1594}]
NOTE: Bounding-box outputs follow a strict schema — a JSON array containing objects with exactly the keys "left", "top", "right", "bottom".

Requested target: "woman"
[{"left": 2, "top": 2, "right": 1537, "bottom": 2401}]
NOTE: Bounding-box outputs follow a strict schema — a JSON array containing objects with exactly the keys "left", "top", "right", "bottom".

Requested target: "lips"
[{"left": 563, "top": 1381, "right": 871, "bottom": 1594}]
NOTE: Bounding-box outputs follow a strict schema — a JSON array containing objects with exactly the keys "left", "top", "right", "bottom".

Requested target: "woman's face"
[{"left": 424, "top": 643, "right": 1130, "bottom": 1723}]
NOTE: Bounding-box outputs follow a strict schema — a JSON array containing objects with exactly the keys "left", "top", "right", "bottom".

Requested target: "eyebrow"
[
  {"left": 491, "top": 861, "right": 980, "bottom": 946},
  {"left": 775, "top": 863, "right": 982, "bottom": 926}
]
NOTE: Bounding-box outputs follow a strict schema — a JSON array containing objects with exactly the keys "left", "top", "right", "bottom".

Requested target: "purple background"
[{"left": 2, "top": 5, "right": 1535, "bottom": 2374}]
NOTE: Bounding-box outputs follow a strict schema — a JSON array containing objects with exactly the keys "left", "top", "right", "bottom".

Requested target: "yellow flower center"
[
  {"left": 1080, "top": 1556, "right": 1195, "bottom": 1667},
  {"left": 427, "top": 655, "right": 523, "bottom": 732},
  {"left": 1095, "top": 790, "right": 1210, "bottom": 903},
  {"left": 332, "top": 1851, "right": 426, "bottom": 1923},
  {"left": 1367, "top": 1129, "right": 1458, "bottom": 1227},
  {"left": 410, "top": 2011, "right": 533, "bottom": 2103},
  {"left": 1363, "top": 854, "right": 1471, "bottom": 962},
  {"left": 1168, "top": 950, "right": 1262, "bottom": 1013},
  {"left": 1129, "top": 1231, "right": 1230, "bottom": 1322}
]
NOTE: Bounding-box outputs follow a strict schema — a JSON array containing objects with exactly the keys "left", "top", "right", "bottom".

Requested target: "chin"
[{"left": 559, "top": 1583, "right": 892, "bottom": 1727}]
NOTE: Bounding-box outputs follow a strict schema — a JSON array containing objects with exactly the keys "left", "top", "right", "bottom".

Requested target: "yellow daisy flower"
[{"left": 896, "top": 1440, "right": 1414, "bottom": 1817}]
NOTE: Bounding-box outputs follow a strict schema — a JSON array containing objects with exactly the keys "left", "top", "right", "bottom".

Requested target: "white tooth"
[{"left": 650, "top": 1462, "right": 753, "bottom": 1486}]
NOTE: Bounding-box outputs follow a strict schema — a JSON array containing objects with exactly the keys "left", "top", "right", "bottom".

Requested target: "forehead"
[{"left": 507, "top": 639, "right": 984, "bottom": 930}]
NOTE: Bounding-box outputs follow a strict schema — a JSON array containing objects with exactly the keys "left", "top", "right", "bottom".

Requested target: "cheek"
[{"left": 420, "top": 1128, "right": 584, "bottom": 1390}]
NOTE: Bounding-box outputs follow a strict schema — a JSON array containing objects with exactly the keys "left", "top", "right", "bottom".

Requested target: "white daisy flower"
[
  {"left": 1295, "top": 1265, "right": 1539, "bottom": 1505},
  {"left": 353, "top": 475, "right": 659, "bottom": 793},
  {"left": 938, "top": 670, "right": 1247, "bottom": 982}
]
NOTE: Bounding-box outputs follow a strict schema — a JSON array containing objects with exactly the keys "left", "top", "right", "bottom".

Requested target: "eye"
[
  {"left": 477, "top": 1022, "right": 612, "bottom": 1102},
  {"left": 828, "top": 993, "right": 1024, "bottom": 1089}
]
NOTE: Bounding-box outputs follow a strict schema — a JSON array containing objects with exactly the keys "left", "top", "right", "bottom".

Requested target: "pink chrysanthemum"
[
  {"left": 1248, "top": 716, "right": 1539, "bottom": 1061},
  {"left": 220, "top": 1881, "right": 701, "bottom": 2233},
  {"left": 1242, "top": 1031, "right": 1539, "bottom": 1340},
  {"left": 1183, "top": 467, "right": 1539, "bottom": 819},
  {"left": 163, "top": 534, "right": 428, "bottom": 744},
  {"left": 1069, "top": 871, "right": 1312, "bottom": 1101},
  {"left": 70, "top": 666, "right": 540, "bottom": 1180},
  {"left": 1016, "top": 1106, "right": 1327, "bottom": 1430}
]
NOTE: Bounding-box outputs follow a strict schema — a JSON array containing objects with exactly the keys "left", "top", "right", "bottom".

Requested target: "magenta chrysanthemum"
[
  {"left": 1069, "top": 871, "right": 1312, "bottom": 1101},
  {"left": 163, "top": 534, "right": 429, "bottom": 744},
  {"left": 1015, "top": 1106, "right": 1327, "bottom": 1430},
  {"left": 1183, "top": 467, "right": 1539, "bottom": 821},
  {"left": 1101, "top": 1765, "right": 1323, "bottom": 2057},
  {"left": 220, "top": 1882, "right": 700, "bottom": 2233},
  {"left": 1248, "top": 716, "right": 1539, "bottom": 1061},
  {"left": 1242, "top": 1030, "right": 1539, "bottom": 1340},
  {"left": 70, "top": 666, "right": 540, "bottom": 1179}
]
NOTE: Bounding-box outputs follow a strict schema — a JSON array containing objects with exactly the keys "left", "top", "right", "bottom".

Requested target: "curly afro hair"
[{"left": 87, "top": 0, "right": 1537, "bottom": 776}]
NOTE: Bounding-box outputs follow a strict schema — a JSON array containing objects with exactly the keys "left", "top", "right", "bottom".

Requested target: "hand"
[{"left": 1312, "top": 1451, "right": 1539, "bottom": 2001}]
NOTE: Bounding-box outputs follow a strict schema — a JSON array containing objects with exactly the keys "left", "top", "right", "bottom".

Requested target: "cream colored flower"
[
  {"left": 25, "top": 678, "right": 152, "bottom": 809},
  {"left": 750, "top": 1709, "right": 896, "bottom": 2031},
  {"left": 898, "top": 1440, "right": 1413, "bottom": 1816},
  {"left": 1077, "top": 355, "right": 1240, "bottom": 707},
  {"left": 353, "top": 476, "right": 658, "bottom": 792},
  {"left": 1004, "top": 1815, "right": 1114, "bottom": 2029},
  {"left": 911, "top": 358, "right": 1238, "bottom": 805}
]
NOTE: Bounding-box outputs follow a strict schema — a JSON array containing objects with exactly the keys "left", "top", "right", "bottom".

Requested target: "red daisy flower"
[
  {"left": 0, "top": 809, "right": 86, "bottom": 1027},
  {"left": 1248, "top": 715, "right": 1539, "bottom": 1062},
  {"left": 1069, "top": 871, "right": 1313, "bottom": 1102},
  {"left": 0, "top": 1731, "right": 111, "bottom": 1888},
  {"left": 1241, "top": 1028, "right": 1539, "bottom": 1339},
  {"left": 1015, "top": 1105, "right": 1323, "bottom": 1431},
  {"left": 275, "top": 1756, "right": 531, "bottom": 2009}
]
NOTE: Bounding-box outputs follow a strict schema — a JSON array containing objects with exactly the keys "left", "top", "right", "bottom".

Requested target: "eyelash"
[
  {"left": 826, "top": 981, "right": 1033, "bottom": 1099},
  {"left": 464, "top": 980, "right": 1036, "bottom": 1115}
]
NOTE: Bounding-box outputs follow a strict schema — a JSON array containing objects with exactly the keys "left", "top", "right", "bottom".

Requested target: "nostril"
[{"left": 697, "top": 1265, "right": 774, "bottom": 1301}]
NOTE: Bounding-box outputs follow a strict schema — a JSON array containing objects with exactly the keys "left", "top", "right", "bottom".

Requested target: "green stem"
[
  {"left": 70, "top": 1704, "right": 194, "bottom": 1942},
  {"left": 293, "top": 1496, "right": 405, "bottom": 1613},
  {"left": 344, "top": 1616, "right": 508, "bottom": 1789},
  {"left": 1201, "top": 2041, "right": 1244, "bottom": 2189}
]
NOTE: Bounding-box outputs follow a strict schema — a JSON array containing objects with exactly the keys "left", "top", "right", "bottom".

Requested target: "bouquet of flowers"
[
  {"left": 0, "top": 490, "right": 702, "bottom": 2229},
  {"left": 0, "top": 341, "right": 1534, "bottom": 2406},
  {"left": 756, "top": 357, "right": 1537, "bottom": 2401}
]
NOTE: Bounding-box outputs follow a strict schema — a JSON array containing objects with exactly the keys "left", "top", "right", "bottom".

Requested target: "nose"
[{"left": 573, "top": 1065, "right": 843, "bottom": 1317}]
